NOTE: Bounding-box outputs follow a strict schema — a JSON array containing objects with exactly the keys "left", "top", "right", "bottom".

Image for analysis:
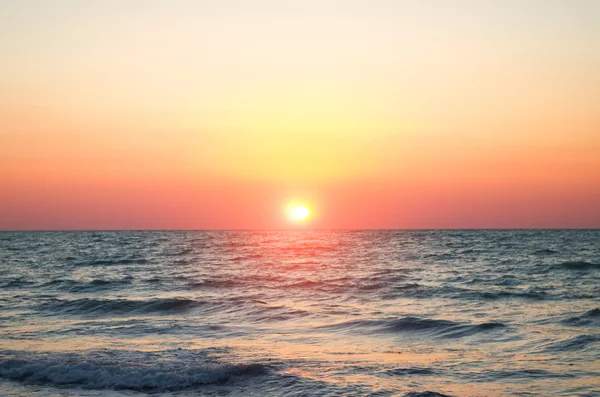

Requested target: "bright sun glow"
[{"left": 289, "top": 205, "right": 310, "bottom": 220}]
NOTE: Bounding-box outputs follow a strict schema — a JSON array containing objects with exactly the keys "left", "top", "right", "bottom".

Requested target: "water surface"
[{"left": 1, "top": 230, "right": 599, "bottom": 396}]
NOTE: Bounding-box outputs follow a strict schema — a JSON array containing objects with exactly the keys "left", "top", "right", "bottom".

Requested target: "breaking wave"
[{"left": 0, "top": 350, "right": 267, "bottom": 391}]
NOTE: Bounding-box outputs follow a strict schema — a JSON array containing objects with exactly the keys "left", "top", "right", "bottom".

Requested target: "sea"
[{"left": 0, "top": 230, "right": 599, "bottom": 397}]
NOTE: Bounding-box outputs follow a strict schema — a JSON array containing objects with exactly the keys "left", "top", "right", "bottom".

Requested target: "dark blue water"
[{"left": 0, "top": 230, "right": 599, "bottom": 396}]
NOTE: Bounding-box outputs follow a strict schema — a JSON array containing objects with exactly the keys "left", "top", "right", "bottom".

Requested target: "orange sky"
[{"left": 1, "top": 0, "right": 599, "bottom": 229}]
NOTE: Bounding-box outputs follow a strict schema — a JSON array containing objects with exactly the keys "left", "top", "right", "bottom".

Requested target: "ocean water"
[{"left": 0, "top": 230, "right": 599, "bottom": 397}]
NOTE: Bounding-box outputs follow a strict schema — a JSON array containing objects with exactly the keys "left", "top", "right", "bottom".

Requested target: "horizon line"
[{"left": 1, "top": 228, "right": 598, "bottom": 232}]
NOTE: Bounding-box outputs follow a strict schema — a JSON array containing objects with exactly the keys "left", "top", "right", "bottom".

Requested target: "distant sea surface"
[{"left": 1, "top": 230, "right": 599, "bottom": 397}]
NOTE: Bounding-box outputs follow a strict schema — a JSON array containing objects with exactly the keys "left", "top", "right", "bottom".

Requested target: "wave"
[
  {"left": 37, "top": 297, "right": 205, "bottom": 316},
  {"left": 276, "top": 244, "right": 338, "bottom": 254},
  {"left": 161, "top": 247, "right": 194, "bottom": 256},
  {"left": 532, "top": 249, "right": 558, "bottom": 256},
  {"left": 563, "top": 308, "right": 600, "bottom": 326},
  {"left": 41, "top": 278, "right": 132, "bottom": 292},
  {"left": 385, "top": 283, "right": 550, "bottom": 301},
  {"left": 0, "top": 350, "right": 267, "bottom": 391},
  {"left": 355, "top": 274, "right": 410, "bottom": 291},
  {"left": 4, "top": 246, "right": 24, "bottom": 251},
  {"left": 245, "top": 305, "right": 310, "bottom": 323},
  {"left": 187, "top": 279, "right": 241, "bottom": 289},
  {"left": 403, "top": 392, "right": 454, "bottom": 397},
  {"left": 320, "top": 316, "right": 506, "bottom": 338},
  {"left": 230, "top": 254, "right": 264, "bottom": 261},
  {"left": 475, "top": 289, "right": 548, "bottom": 300},
  {"left": 75, "top": 258, "right": 149, "bottom": 266},
  {"left": 465, "top": 274, "right": 521, "bottom": 287},
  {"left": 34, "top": 296, "right": 307, "bottom": 322},
  {"left": 553, "top": 261, "right": 600, "bottom": 271},
  {"left": 187, "top": 274, "right": 290, "bottom": 289},
  {"left": 475, "top": 369, "right": 574, "bottom": 380},
  {"left": 543, "top": 335, "right": 600, "bottom": 352},
  {"left": 286, "top": 280, "right": 329, "bottom": 289},
  {"left": 145, "top": 276, "right": 166, "bottom": 283},
  {"left": 0, "top": 278, "right": 35, "bottom": 288},
  {"left": 384, "top": 367, "right": 438, "bottom": 376}
]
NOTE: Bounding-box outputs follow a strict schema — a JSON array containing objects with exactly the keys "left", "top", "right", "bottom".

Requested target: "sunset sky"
[{"left": 1, "top": 0, "right": 599, "bottom": 229}]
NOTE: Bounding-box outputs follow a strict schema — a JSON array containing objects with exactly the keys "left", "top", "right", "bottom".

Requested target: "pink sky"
[{"left": 1, "top": 1, "right": 599, "bottom": 229}]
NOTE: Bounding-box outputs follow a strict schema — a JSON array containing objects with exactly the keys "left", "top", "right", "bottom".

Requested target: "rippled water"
[{"left": 0, "top": 230, "right": 599, "bottom": 396}]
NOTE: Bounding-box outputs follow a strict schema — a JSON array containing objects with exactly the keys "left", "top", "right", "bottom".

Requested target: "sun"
[{"left": 289, "top": 205, "right": 310, "bottom": 220}]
